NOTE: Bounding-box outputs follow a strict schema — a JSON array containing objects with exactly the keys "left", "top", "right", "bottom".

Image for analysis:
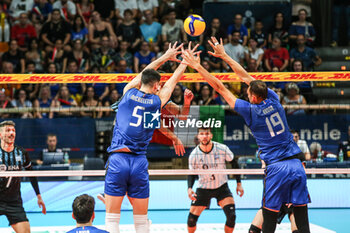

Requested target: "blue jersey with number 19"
[
  {"left": 234, "top": 88, "right": 301, "bottom": 164},
  {"left": 107, "top": 88, "right": 161, "bottom": 155}
]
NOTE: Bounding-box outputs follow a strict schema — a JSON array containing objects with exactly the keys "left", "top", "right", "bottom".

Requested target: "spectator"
[
  {"left": 268, "top": 12, "right": 289, "bottom": 48},
  {"left": 204, "top": 18, "right": 228, "bottom": 44},
  {"left": 9, "top": 0, "right": 34, "bottom": 20},
  {"left": 309, "top": 142, "right": 335, "bottom": 161},
  {"left": 91, "top": 36, "right": 117, "bottom": 72},
  {"left": 291, "top": 129, "right": 311, "bottom": 161},
  {"left": 227, "top": 13, "right": 248, "bottom": 46},
  {"left": 114, "top": 0, "right": 138, "bottom": 21},
  {"left": 161, "top": 9, "right": 186, "bottom": 43},
  {"left": 133, "top": 41, "right": 156, "bottom": 73},
  {"left": 93, "top": 0, "right": 114, "bottom": 20},
  {"left": 140, "top": 10, "right": 162, "bottom": 46},
  {"left": 281, "top": 82, "right": 306, "bottom": 115},
  {"left": 62, "top": 39, "right": 90, "bottom": 73},
  {"left": 250, "top": 20, "right": 267, "bottom": 48},
  {"left": 52, "top": 0, "right": 76, "bottom": 21},
  {"left": 80, "top": 86, "right": 103, "bottom": 118},
  {"left": 31, "top": 0, "right": 53, "bottom": 28},
  {"left": 171, "top": 84, "right": 184, "bottom": 105},
  {"left": 25, "top": 61, "right": 36, "bottom": 73},
  {"left": 244, "top": 38, "right": 264, "bottom": 71},
  {"left": 246, "top": 58, "right": 258, "bottom": 72},
  {"left": 331, "top": 0, "right": 350, "bottom": 47},
  {"left": 201, "top": 60, "right": 212, "bottom": 72},
  {"left": 49, "top": 85, "right": 78, "bottom": 118},
  {"left": 36, "top": 134, "right": 64, "bottom": 165},
  {"left": 33, "top": 85, "right": 52, "bottom": 119},
  {"left": 264, "top": 37, "right": 289, "bottom": 71},
  {"left": 1, "top": 39, "right": 26, "bottom": 73},
  {"left": 290, "top": 34, "right": 322, "bottom": 71},
  {"left": 215, "top": 83, "right": 231, "bottom": 105},
  {"left": 0, "top": 90, "right": 14, "bottom": 119},
  {"left": 289, "top": 9, "right": 315, "bottom": 47},
  {"left": 137, "top": 0, "right": 159, "bottom": 19},
  {"left": 197, "top": 84, "right": 216, "bottom": 105},
  {"left": 11, "top": 89, "right": 33, "bottom": 118},
  {"left": 292, "top": 0, "right": 312, "bottom": 20},
  {"left": 338, "top": 125, "right": 350, "bottom": 161},
  {"left": 71, "top": 15, "right": 89, "bottom": 44},
  {"left": 114, "top": 41, "right": 133, "bottom": 69},
  {"left": 291, "top": 58, "right": 304, "bottom": 72},
  {"left": 116, "top": 9, "right": 142, "bottom": 52},
  {"left": 103, "top": 89, "right": 120, "bottom": 117},
  {"left": 88, "top": 83, "right": 110, "bottom": 102},
  {"left": 25, "top": 38, "right": 46, "bottom": 73},
  {"left": 41, "top": 9, "right": 71, "bottom": 53},
  {"left": 10, "top": 12, "right": 37, "bottom": 52},
  {"left": 223, "top": 31, "right": 245, "bottom": 66},
  {"left": 156, "top": 41, "right": 177, "bottom": 73},
  {"left": 67, "top": 194, "right": 108, "bottom": 233},
  {"left": 76, "top": 0, "right": 94, "bottom": 24},
  {"left": 0, "top": 63, "right": 22, "bottom": 99},
  {"left": 45, "top": 39, "right": 65, "bottom": 73},
  {"left": 159, "top": 0, "right": 176, "bottom": 23},
  {"left": 88, "top": 11, "right": 117, "bottom": 50},
  {"left": 0, "top": 9, "right": 10, "bottom": 54}
]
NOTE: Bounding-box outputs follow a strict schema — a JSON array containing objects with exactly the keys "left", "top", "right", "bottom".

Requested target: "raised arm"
[
  {"left": 165, "top": 89, "right": 193, "bottom": 120},
  {"left": 123, "top": 42, "right": 183, "bottom": 95},
  {"left": 181, "top": 46, "right": 238, "bottom": 109},
  {"left": 208, "top": 37, "right": 255, "bottom": 85},
  {"left": 157, "top": 125, "right": 185, "bottom": 156}
]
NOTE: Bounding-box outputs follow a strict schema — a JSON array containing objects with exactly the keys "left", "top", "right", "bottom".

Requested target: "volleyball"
[{"left": 184, "top": 14, "right": 206, "bottom": 37}]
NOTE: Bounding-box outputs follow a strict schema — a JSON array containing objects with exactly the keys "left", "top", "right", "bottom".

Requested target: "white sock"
[
  {"left": 134, "top": 214, "right": 149, "bottom": 233},
  {"left": 105, "top": 213, "right": 120, "bottom": 233}
]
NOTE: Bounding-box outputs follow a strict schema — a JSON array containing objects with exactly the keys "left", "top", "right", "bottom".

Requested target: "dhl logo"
[{"left": 23, "top": 76, "right": 64, "bottom": 82}]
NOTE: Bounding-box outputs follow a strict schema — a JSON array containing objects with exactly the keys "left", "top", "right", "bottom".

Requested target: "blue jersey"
[
  {"left": 234, "top": 88, "right": 301, "bottom": 164},
  {"left": 107, "top": 88, "right": 161, "bottom": 155},
  {"left": 67, "top": 226, "right": 108, "bottom": 233}
]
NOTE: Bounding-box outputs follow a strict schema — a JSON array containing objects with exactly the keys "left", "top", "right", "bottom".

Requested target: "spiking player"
[
  {"left": 181, "top": 37, "right": 310, "bottom": 233},
  {"left": 104, "top": 42, "right": 198, "bottom": 233}
]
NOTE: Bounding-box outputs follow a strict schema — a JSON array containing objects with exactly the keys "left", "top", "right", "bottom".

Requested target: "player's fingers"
[
  {"left": 194, "top": 51, "right": 202, "bottom": 56},
  {"left": 211, "top": 36, "right": 218, "bottom": 44},
  {"left": 208, "top": 40, "right": 215, "bottom": 49},
  {"left": 188, "top": 41, "right": 192, "bottom": 51},
  {"left": 220, "top": 38, "right": 223, "bottom": 45},
  {"left": 168, "top": 42, "right": 172, "bottom": 49},
  {"left": 191, "top": 43, "right": 200, "bottom": 52},
  {"left": 172, "top": 41, "right": 178, "bottom": 49},
  {"left": 176, "top": 43, "right": 184, "bottom": 50},
  {"left": 208, "top": 51, "right": 216, "bottom": 57}
]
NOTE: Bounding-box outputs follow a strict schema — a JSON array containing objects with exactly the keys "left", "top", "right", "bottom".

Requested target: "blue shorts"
[
  {"left": 104, "top": 152, "right": 149, "bottom": 198},
  {"left": 263, "top": 159, "right": 310, "bottom": 211}
]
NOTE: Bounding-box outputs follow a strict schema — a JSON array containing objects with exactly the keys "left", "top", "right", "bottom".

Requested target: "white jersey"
[{"left": 189, "top": 141, "right": 234, "bottom": 189}]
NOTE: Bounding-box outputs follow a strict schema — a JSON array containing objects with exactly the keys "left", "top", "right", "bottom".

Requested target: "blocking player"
[
  {"left": 104, "top": 42, "right": 197, "bottom": 233},
  {"left": 0, "top": 120, "right": 46, "bottom": 233},
  {"left": 187, "top": 127, "right": 243, "bottom": 233},
  {"left": 181, "top": 37, "right": 310, "bottom": 233}
]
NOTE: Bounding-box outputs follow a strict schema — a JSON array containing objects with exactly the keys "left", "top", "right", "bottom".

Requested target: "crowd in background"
[{"left": 0, "top": 0, "right": 346, "bottom": 119}]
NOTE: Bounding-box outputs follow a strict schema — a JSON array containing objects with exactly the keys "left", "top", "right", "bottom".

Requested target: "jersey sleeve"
[
  {"left": 225, "top": 145, "right": 234, "bottom": 162},
  {"left": 234, "top": 99, "right": 252, "bottom": 125},
  {"left": 23, "top": 150, "right": 32, "bottom": 170},
  {"left": 267, "top": 88, "right": 279, "bottom": 102}
]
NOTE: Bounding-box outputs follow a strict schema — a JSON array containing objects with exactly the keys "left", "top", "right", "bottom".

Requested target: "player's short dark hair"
[
  {"left": 72, "top": 194, "right": 95, "bottom": 224},
  {"left": 141, "top": 69, "right": 161, "bottom": 86},
  {"left": 47, "top": 133, "right": 57, "bottom": 138},
  {"left": 249, "top": 80, "right": 267, "bottom": 100},
  {"left": 198, "top": 126, "right": 211, "bottom": 133},
  {"left": 290, "top": 129, "right": 299, "bottom": 135},
  {"left": 0, "top": 120, "right": 15, "bottom": 128}
]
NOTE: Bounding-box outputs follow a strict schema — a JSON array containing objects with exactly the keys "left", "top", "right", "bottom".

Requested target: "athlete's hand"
[
  {"left": 188, "top": 188, "right": 197, "bottom": 201},
  {"left": 184, "top": 89, "right": 194, "bottom": 104},
  {"left": 181, "top": 42, "right": 201, "bottom": 69},
  {"left": 164, "top": 41, "right": 183, "bottom": 63},
  {"left": 208, "top": 37, "right": 226, "bottom": 58},
  {"left": 173, "top": 137, "right": 185, "bottom": 156},
  {"left": 236, "top": 183, "right": 244, "bottom": 197},
  {"left": 37, "top": 194, "right": 47, "bottom": 214}
]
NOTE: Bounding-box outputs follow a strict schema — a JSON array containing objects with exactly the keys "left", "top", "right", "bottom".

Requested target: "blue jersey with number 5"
[
  {"left": 107, "top": 88, "right": 161, "bottom": 155},
  {"left": 234, "top": 88, "right": 301, "bottom": 164}
]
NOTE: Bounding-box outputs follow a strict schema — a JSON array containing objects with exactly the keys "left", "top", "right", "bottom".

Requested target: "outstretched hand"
[
  {"left": 180, "top": 41, "right": 201, "bottom": 69},
  {"left": 164, "top": 41, "right": 183, "bottom": 63},
  {"left": 207, "top": 37, "right": 226, "bottom": 58},
  {"left": 173, "top": 137, "right": 185, "bottom": 156}
]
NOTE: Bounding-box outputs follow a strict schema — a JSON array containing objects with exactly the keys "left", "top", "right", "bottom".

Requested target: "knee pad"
[
  {"left": 249, "top": 224, "right": 261, "bottom": 233},
  {"left": 223, "top": 204, "right": 236, "bottom": 228},
  {"left": 187, "top": 213, "right": 199, "bottom": 227}
]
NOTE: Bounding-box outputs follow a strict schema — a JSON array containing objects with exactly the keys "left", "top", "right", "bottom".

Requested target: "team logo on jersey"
[{"left": 144, "top": 110, "right": 161, "bottom": 129}]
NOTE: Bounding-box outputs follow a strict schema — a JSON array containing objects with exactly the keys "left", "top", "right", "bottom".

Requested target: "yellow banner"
[{"left": 0, "top": 72, "right": 349, "bottom": 83}]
